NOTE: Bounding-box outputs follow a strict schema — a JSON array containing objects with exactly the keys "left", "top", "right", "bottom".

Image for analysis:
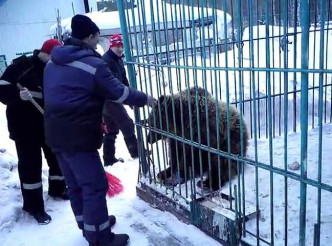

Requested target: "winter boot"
[
  {"left": 89, "top": 233, "right": 129, "bottom": 246},
  {"left": 104, "top": 157, "right": 124, "bottom": 167},
  {"left": 49, "top": 187, "right": 69, "bottom": 200},
  {"left": 27, "top": 210, "right": 52, "bottom": 225},
  {"left": 124, "top": 135, "right": 139, "bottom": 159}
]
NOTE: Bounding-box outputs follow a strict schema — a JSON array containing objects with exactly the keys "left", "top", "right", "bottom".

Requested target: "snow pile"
[{"left": 0, "top": 149, "right": 21, "bottom": 230}]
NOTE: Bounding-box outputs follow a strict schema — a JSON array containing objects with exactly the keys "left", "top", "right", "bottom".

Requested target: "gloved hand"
[
  {"left": 146, "top": 95, "right": 157, "bottom": 107},
  {"left": 19, "top": 87, "right": 32, "bottom": 101}
]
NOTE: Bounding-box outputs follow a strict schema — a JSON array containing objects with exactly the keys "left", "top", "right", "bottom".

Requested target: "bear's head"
[
  {"left": 145, "top": 86, "right": 213, "bottom": 144},
  {"left": 145, "top": 95, "right": 176, "bottom": 144}
]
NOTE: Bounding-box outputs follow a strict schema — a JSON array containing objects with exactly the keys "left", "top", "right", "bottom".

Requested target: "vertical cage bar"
[
  {"left": 293, "top": 0, "right": 298, "bottom": 133},
  {"left": 265, "top": 0, "right": 275, "bottom": 244},
  {"left": 116, "top": 0, "right": 137, "bottom": 89},
  {"left": 215, "top": 0, "right": 223, "bottom": 193},
  {"left": 324, "top": 1, "right": 331, "bottom": 124},
  {"left": 316, "top": 0, "right": 326, "bottom": 244},
  {"left": 234, "top": 0, "right": 243, "bottom": 212},
  {"left": 248, "top": 0, "right": 260, "bottom": 243},
  {"left": 299, "top": 0, "right": 310, "bottom": 245},
  {"left": 282, "top": 0, "right": 289, "bottom": 244},
  {"left": 181, "top": 1, "right": 197, "bottom": 201}
]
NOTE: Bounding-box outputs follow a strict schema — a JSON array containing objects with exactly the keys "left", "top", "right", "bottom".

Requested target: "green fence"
[{"left": 116, "top": 0, "right": 332, "bottom": 245}]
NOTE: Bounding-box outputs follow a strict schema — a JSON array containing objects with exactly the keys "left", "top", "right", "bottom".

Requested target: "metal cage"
[{"left": 115, "top": 0, "right": 332, "bottom": 245}]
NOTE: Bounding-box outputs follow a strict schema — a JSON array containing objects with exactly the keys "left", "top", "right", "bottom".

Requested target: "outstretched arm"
[{"left": 94, "top": 62, "right": 156, "bottom": 107}]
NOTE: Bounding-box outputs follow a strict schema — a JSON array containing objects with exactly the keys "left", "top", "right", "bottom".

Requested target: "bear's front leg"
[
  {"left": 163, "top": 171, "right": 185, "bottom": 187},
  {"left": 157, "top": 166, "right": 172, "bottom": 181},
  {"left": 196, "top": 156, "right": 228, "bottom": 191},
  {"left": 158, "top": 138, "right": 181, "bottom": 180}
]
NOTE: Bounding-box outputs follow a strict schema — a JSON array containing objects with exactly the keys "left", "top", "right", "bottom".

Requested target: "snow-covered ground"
[{"left": 0, "top": 104, "right": 221, "bottom": 246}]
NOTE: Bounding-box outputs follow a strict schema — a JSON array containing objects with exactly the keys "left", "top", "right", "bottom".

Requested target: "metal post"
[
  {"left": 316, "top": 0, "right": 326, "bottom": 245},
  {"left": 56, "top": 9, "right": 62, "bottom": 42},
  {"left": 299, "top": 0, "right": 309, "bottom": 245}
]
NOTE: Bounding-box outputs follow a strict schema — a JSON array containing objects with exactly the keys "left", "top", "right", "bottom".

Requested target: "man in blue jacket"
[{"left": 43, "top": 14, "right": 155, "bottom": 246}]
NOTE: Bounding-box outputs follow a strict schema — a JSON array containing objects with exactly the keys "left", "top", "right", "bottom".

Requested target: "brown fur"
[{"left": 146, "top": 87, "right": 248, "bottom": 191}]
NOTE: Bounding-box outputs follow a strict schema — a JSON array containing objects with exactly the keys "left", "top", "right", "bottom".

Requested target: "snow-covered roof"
[{"left": 50, "top": 0, "right": 232, "bottom": 39}]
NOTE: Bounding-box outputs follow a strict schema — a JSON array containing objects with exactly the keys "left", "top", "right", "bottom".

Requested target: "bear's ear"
[
  {"left": 158, "top": 95, "right": 165, "bottom": 104},
  {"left": 158, "top": 95, "right": 171, "bottom": 106}
]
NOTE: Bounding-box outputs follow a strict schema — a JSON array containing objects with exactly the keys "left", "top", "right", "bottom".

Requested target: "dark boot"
[
  {"left": 49, "top": 186, "right": 69, "bottom": 200},
  {"left": 124, "top": 135, "right": 138, "bottom": 158},
  {"left": 24, "top": 209, "right": 52, "bottom": 225},
  {"left": 104, "top": 157, "right": 124, "bottom": 167},
  {"left": 89, "top": 233, "right": 129, "bottom": 246}
]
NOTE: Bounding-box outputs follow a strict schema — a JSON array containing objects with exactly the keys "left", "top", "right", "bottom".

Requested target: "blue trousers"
[{"left": 55, "top": 151, "right": 111, "bottom": 245}]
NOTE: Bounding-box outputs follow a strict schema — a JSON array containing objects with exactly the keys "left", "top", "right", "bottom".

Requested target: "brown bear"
[{"left": 146, "top": 86, "right": 248, "bottom": 191}]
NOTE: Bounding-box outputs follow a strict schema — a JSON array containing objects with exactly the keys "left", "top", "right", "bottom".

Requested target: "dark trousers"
[
  {"left": 103, "top": 101, "right": 138, "bottom": 163},
  {"left": 15, "top": 139, "right": 66, "bottom": 214},
  {"left": 55, "top": 151, "right": 111, "bottom": 245}
]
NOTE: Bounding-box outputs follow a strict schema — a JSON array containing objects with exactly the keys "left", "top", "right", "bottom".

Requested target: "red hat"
[
  {"left": 41, "top": 39, "right": 61, "bottom": 54},
  {"left": 109, "top": 34, "right": 123, "bottom": 48}
]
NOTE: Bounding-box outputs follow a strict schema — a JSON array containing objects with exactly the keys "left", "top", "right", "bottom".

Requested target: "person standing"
[
  {"left": 102, "top": 34, "right": 139, "bottom": 166},
  {"left": 43, "top": 14, "right": 156, "bottom": 246},
  {"left": 280, "top": 35, "right": 292, "bottom": 52},
  {"left": 0, "top": 39, "right": 68, "bottom": 225}
]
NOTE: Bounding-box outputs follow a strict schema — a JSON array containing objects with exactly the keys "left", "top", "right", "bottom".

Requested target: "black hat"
[{"left": 71, "top": 14, "right": 100, "bottom": 40}]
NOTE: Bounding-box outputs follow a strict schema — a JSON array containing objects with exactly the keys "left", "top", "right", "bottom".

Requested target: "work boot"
[
  {"left": 49, "top": 187, "right": 69, "bottom": 200},
  {"left": 104, "top": 157, "right": 124, "bottom": 167},
  {"left": 48, "top": 179, "right": 68, "bottom": 200},
  {"left": 89, "top": 233, "right": 129, "bottom": 246},
  {"left": 30, "top": 211, "right": 52, "bottom": 225}
]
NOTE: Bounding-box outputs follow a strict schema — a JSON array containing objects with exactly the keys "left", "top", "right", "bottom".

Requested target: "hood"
[{"left": 51, "top": 38, "right": 100, "bottom": 65}]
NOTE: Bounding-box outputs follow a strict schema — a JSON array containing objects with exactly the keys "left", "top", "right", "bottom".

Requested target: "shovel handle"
[{"left": 17, "top": 83, "right": 44, "bottom": 115}]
